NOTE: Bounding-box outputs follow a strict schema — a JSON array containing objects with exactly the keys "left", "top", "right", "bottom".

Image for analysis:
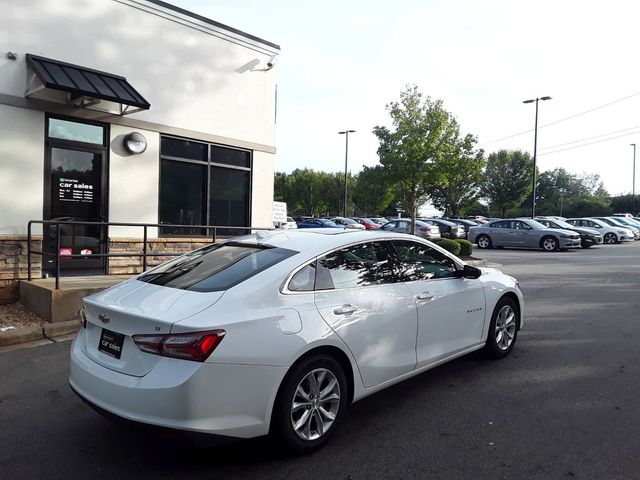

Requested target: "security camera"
[{"left": 266, "top": 54, "right": 278, "bottom": 69}]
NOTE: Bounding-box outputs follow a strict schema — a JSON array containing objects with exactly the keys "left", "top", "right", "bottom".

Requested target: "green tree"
[
  {"left": 428, "top": 133, "right": 485, "bottom": 216},
  {"left": 351, "top": 165, "right": 395, "bottom": 215},
  {"left": 373, "top": 85, "right": 457, "bottom": 233},
  {"left": 483, "top": 150, "right": 534, "bottom": 217}
]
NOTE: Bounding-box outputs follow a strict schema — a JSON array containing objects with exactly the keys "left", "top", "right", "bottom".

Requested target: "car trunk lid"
[{"left": 80, "top": 279, "right": 224, "bottom": 376}]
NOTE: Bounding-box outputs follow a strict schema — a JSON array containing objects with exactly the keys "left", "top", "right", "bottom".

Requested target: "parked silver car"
[
  {"left": 381, "top": 219, "right": 441, "bottom": 240},
  {"left": 468, "top": 218, "right": 581, "bottom": 251}
]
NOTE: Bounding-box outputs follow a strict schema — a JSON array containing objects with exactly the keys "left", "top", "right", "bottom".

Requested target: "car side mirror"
[{"left": 455, "top": 265, "right": 482, "bottom": 279}]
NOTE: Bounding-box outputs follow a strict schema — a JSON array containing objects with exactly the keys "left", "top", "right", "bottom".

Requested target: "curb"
[{"left": 0, "top": 320, "right": 80, "bottom": 348}]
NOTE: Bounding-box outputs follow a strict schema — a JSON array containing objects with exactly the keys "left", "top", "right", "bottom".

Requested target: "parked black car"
[
  {"left": 535, "top": 217, "right": 603, "bottom": 248},
  {"left": 419, "top": 218, "right": 466, "bottom": 239},
  {"left": 444, "top": 218, "right": 479, "bottom": 237}
]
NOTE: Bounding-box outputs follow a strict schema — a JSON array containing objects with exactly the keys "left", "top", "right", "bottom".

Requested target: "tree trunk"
[{"left": 409, "top": 193, "right": 417, "bottom": 235}]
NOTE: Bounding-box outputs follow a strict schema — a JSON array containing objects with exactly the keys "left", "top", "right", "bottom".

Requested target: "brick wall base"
[{"left": 0, "top": 236, "right": 213, "bottom": 304}]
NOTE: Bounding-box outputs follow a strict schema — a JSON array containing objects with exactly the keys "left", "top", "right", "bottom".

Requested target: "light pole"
[
  {"left": 339, "top": 129, "right": 355, "bottom": 217},
  {"left": 632, "top": 143, "right": 636, "bottom": 213},
  {"left": 523, "top": 96, "right": 552, "bottom": 218}
]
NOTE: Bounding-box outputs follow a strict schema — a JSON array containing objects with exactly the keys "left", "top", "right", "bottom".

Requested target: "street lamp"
[
  {"left": 523, "top": 96, "right": 552, "bottom": 218},
  {"left": 632, "top": 144, "right": 636, "bottom": 213},
  {"left": 338, "top": 129, "right": 356, "bottom": 217}
]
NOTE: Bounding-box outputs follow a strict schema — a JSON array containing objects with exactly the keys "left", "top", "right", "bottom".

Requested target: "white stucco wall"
[
  {"left": 0, "top": 0, "right": 278, "bottom": 147},
  {"left": 108, "top": 125, "right": 160, "bottom": 238},
  {"left": 0, "top": 105, "right": 44, "bottom": 235},
  {"left": 0, "top": 0, "right": 278, "bottom": 237},
  {"left": 251, "top": 151, "right": 276, "bottom": 228}
]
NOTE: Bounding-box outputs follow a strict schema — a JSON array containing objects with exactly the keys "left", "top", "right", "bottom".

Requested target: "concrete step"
[{"left": 19, "top": 275, "right": 132, "bottom": 323}]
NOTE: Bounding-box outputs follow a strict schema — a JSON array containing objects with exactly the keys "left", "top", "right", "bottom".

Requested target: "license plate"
[{"left": 98, "top": 328, "right": 125, "bottom": 359}]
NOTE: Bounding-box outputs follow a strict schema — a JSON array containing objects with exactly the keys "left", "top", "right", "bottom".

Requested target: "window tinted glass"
[
  {"left": 210, "top": 166, "right": 250, "bottom": 234},
  {"left": 391, "top": 240, "right": 457, "bottom": 281},
  {"left": 211, "top": 146, "right": 251, "bottom": 168},
  {"left": 138, "top": 243, "right": 296, "bottom": 292},
  {"left": 316, "top": 242, "right": 397, "bottom": 290},
  {"left": 159, "top": 159, "right": 207, "bottom": 235},
  {"left": 382, "top": 222, "right": 396, "bottom": 230},
  {"left": 289, "top": 263, "right": 316, "bottom": 291},
  {"left": 161, "top": 137, "right": 207, "bottom": 161},
  {"left": 492, "top": 221, "right": 507, "bottom": 229}
]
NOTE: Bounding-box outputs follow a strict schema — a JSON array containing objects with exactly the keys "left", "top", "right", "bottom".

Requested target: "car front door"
[
  {"left": 391, "top": 240, "right": 486, "bottom": 367},
  {"left": 509, "top": 221, "right": 531, "bottom": 247},
  {"left": 314, "top": 241, "right": 418, "bottom": 388}
]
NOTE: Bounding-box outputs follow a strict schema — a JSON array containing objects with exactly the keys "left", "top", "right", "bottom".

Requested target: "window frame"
[
  {"left": 158, "top": 134, "right": 253, "bottom": 237},
  {"left": 281, "top": 237, "right": 466, "bottom": 294}
]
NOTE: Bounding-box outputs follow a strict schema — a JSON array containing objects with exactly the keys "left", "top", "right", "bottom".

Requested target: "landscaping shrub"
[
  {"left": 431, "top": 237, "right": 461, "bottom": 256},
  {"left": 454, "top": 239, "right": 474, "bottom": 257}
]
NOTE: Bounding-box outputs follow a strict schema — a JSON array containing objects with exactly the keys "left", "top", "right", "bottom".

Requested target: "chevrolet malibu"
[{"left": 70, "top": 229, "right": 524, "bottom": 453}]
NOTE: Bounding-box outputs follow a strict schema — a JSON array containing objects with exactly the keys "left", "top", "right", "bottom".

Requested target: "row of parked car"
[
  {"left": 278, "top": 215, "right": 478, "bottom": 240},
  {"left": 468, "top": 215, "right": 640, "bottom": 251},
  {"left": 277, "top": 213, "right": 640, "bottom": 252}
]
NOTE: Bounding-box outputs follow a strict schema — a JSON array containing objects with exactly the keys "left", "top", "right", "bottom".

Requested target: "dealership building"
[{"left": 0, "top": 0, "right": 280, "bottom": 303}]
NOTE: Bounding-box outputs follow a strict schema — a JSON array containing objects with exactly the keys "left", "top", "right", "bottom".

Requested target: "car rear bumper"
[{"left": 69, "top": 332, "right": 287, "bottom": 439}]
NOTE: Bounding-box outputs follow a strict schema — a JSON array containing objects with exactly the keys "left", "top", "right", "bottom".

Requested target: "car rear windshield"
[{"left": 138, "top": 242, "right": 296, "bottom": 292}]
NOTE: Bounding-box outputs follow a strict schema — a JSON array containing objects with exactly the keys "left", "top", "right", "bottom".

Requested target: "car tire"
[
  {"left": 541, "top": 236, "right": 559, "bottom": 251},
  {"left": 581, "top": 243, "right": 591, "bottom": 249},
  {"left": 603, "top": 232, "right": 618, "bottom": 244},
  {"left": 484, "top": 297, "right": 519, "bottom": 359},
  {"left": 476, "top": 235, "right": 492, "bottom": 249},
  {"left": 271, "top": 354, "right": 348, "bottom": 455}
]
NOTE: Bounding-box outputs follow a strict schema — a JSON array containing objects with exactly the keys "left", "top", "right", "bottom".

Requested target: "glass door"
[{"left": 43, "top": 117, "right": 108, "bottom": 275}]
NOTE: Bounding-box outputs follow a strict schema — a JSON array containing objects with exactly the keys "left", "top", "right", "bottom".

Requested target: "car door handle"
[
  {"left": 416, "top": 293, "right": 435, "bottom": 301},
  {"left": 333, "top": 305, "right": 358, "bottom": 315}
]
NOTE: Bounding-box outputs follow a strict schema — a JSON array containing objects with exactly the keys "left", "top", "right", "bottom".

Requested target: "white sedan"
[{"left": 69, "top": 229, "right": 524, "bottom": 453}]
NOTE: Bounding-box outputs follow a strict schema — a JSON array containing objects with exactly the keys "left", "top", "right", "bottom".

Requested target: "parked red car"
[{"left": 350, "top": 217, "right": 381, "bottom": 230}]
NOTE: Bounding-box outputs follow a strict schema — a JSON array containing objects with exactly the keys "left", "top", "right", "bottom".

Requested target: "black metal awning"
[{"left": 25, "top": 54, "right": 150, "bottom": 115}]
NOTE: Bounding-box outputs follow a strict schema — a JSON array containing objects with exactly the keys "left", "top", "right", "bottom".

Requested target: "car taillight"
[{"left": 132, "top": 330, "right": 226, "bottom": 362}]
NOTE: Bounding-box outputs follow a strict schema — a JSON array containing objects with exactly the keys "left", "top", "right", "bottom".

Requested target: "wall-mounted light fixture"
[{"left": 123, "top": 132, "right": 147, "bottom": 154}]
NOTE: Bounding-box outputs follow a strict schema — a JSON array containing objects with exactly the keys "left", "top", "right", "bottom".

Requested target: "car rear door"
[{"left": 314, "top": 241, "right": 418, "bottom": 388}]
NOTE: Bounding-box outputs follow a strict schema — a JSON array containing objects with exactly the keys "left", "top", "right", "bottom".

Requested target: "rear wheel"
[
  {"left": 484, "top": 297, "right": 519, "bottom": 358},
  {"left": 603, "top": 232, "right": 618, "bottom": 244},
  {"left": 541, "top": 236, "right": 559, "bottom": 251},
  {"left": 272, "top": 355, "right": 348, "bottom": 454},
  {"left": 476, "top": 235, "right": 492, "bottom": 249}
]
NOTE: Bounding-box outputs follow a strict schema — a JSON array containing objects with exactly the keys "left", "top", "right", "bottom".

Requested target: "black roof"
[{"left": 26, "top": 54, "right": 150, "bottom": 110}]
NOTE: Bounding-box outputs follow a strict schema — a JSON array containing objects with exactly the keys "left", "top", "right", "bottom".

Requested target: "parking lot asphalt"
[{"left": 1, "top": 242, "right": 639, "bottom": 480}]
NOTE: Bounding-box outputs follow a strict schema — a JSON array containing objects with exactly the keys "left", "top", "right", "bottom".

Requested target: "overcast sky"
[{"left": 178, "top": 0, "right": 640, "bottom": 196}]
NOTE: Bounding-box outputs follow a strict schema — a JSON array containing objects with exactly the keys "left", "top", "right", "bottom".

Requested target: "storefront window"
[{"left": 159, "top": 136, "right": 252, "bottom": 236}]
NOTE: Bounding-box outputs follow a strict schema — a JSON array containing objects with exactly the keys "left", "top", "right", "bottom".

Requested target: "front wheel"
[
  {"left": 484, "top": 297, "right": 519, "bottom": 358},
  {"left": 476, "top": 235, "right": 492, "bottom": 249},
  {"left": 541, "top": 236, "right": 559, "bottom": 251},
  {"left": 271, "top": 355, "right": 348, "bottom": 454},
  {"left": 603, "top": 232, "right": 618, "bottom": 244}
]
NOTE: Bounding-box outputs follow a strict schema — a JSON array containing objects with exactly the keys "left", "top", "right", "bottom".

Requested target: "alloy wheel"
[
  {"left": 290, "top": 368, "right": 341, "bottom": 441},
  {"left": 477, "top": 236, "right": 491, "bottom": 248},
  {"left": 495, "top": 305, "right": 516, "bottom": 351},
  {"left": 604, "top": 233, "right": 617, "bottom": 244},
  {"left": 542, "top": 237, "right": 558, "bottom": 251}
]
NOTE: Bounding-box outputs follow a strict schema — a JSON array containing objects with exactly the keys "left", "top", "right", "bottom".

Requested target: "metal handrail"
[{"left": 27, "top": 219, "right": 273, "bottom": 289}]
